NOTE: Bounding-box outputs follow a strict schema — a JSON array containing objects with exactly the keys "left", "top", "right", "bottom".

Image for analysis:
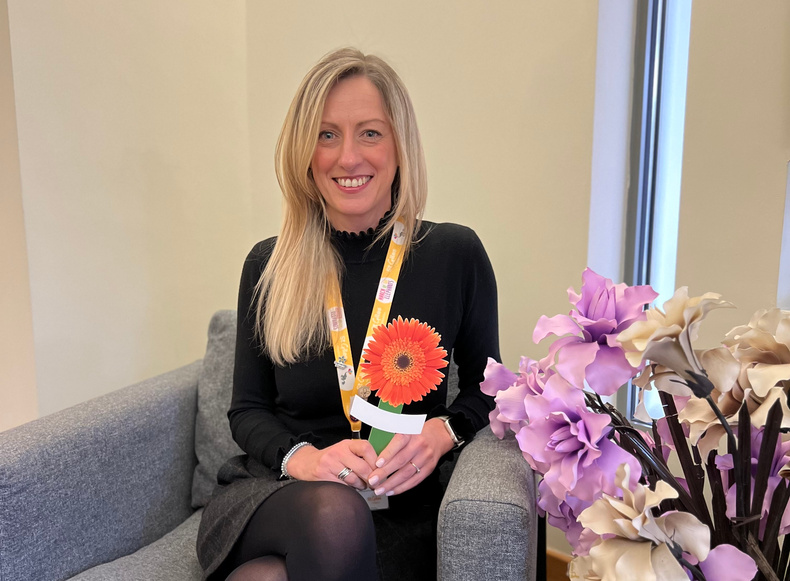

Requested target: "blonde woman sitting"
[{"left": 196, "top": 48, "right": 499, "bottom": 581}]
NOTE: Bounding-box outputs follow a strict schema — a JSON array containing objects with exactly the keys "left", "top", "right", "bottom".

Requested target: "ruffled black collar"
[
  {"left": 330, "top": 212, "right": 394, "bottom": 264},
  {"left": 330, "top": 211, "right": 392, "bottom": 241}
]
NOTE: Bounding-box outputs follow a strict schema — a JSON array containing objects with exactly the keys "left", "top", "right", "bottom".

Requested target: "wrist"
[
  {"left": 434, "top": 415, "right": 465, "bottom": 450},
  {"left": 426, "top": 418, "right": 456, "bottom": 456},
  {"left": 280, "top": 442, "right": 314, "bottom": 479}
]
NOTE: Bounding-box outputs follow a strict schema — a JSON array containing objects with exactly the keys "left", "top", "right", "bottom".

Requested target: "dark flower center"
[{"left": 396, "top": 354, "right": 412, "bottom": 370}]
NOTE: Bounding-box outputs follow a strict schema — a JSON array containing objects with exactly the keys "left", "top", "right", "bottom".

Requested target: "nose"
[{"left": 338, "top": 137, "right": 362, "bottom": 171}]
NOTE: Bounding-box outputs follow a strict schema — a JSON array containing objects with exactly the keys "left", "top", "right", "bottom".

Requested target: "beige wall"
[
  {"left": 677, "top": 1, "right": 790, "bottom": 345},
  {"left": 0, "top": 0, "right": 37, "bottom": 430},
  {"left": 7, "top": 1, "right": 253, "bottom": 416}
]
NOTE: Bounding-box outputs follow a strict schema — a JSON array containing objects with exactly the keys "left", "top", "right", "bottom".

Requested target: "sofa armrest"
[
  {"left": 438, "top": 428, "right": 537, "bottom": 581},
  {"left": 0, "top": 361, "right": 202, "bottom": 581}
]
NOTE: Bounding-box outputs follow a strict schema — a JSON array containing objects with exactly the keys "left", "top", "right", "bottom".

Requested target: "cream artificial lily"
[
  {"left": 678, "top": 309, "right": 790, "bottom": 456},
  {"left": 569, "top": 464, "right": 710, "bottom": 581},
  {"left": 617, "top": 288, "right": 733, "bottom": 393},
  {"left": 724, "top": 308, "right": 790, "bottom": 398}
]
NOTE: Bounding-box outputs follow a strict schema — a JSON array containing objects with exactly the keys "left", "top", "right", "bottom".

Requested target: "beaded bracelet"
[{"left": 280, "top": 441, "right": 314, "bottom": 480}]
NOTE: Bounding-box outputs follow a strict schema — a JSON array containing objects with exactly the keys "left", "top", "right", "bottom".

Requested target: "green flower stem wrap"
[{"left": 368, "top": 400, "right": 403, "bottom": 454}]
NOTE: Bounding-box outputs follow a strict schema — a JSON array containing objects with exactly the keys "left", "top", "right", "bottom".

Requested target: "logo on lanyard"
[
  {"left": 377, "top": 278, "right": 397, "bottom": 303},
  {"left": 327, "top": 306, "right": 347, "bottom": 332}
]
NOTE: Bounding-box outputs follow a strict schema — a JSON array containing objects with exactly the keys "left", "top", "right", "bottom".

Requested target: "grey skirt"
[{"left": 196, "top": 455, "right": 294, "bottom": 579}]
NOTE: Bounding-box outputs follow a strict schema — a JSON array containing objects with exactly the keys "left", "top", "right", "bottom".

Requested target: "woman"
[{"left": 196, "top": 48, "right": 500, "bottom": 581}]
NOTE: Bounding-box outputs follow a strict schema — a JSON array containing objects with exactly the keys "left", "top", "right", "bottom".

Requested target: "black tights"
[{"left": 212, "top": 481, "right": 378, "bottom": 581}]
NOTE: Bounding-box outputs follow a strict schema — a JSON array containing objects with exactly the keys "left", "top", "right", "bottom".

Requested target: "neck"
[{"left": 327, "top": 210, "right": 390, "bottom": 234}]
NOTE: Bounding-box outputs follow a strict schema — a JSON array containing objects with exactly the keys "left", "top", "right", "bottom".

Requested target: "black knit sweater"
[{"left": 228, "top": 220, "right": 500, "bottom": 475}]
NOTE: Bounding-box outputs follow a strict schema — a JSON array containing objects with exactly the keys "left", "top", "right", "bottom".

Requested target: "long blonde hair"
[{"left": 256, "top": 48, "right": 428, "bottom": 365}]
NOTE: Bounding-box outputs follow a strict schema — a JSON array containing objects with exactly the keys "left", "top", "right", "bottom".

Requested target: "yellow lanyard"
[{"left": 326, "top": 219, "right": 407, "bottom": 436}]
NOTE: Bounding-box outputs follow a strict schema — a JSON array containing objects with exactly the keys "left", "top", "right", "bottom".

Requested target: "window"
[
  {"left": 623, "top": 0, "right": 692, "bottom": 419},
  {"left": 587, "top": 0, "right": 691, "bottom": 417}
]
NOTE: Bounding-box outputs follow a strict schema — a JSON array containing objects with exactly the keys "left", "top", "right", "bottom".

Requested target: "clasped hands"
[{"left": 285, "top": 417, "right": 456, "bottom": 496}]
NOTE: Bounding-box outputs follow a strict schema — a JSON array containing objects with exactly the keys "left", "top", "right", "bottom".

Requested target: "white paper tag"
[
  {"left": 350, "top": 396, "right": 426, "bottom": 434},
  {"left": 358, "top": 487, "right": 389, "bottom": 511}
]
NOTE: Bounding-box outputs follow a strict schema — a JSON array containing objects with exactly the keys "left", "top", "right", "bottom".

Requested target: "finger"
[
  {"left": 376, "top": 441, "right": 422, "bottom": 479},
  {"left": 332, "top": 465, "right": 365, "bottom": 490},
  {"left": 348, "top": 439, "right": 378, "bottom": 468},
  {"left": 376, "top": 451, "right": 430, "bottom": 489},
  {"left": 367, "top": 437, "right": 420, "bottom": 487},
  {"left": 374, "top": 434, "right": 411, "bottom": 469},
  {"left": 341, "top": 471, "right": 367, "bottom": 490},
  {"left": 385, "top": 471, "right": 425, "bottom": 496},
  {"left": 344, "top": 454, "right": 374, "bottom": 480},
  {"left": 373, "top": 459, "right": 427, "bottom": 496}
]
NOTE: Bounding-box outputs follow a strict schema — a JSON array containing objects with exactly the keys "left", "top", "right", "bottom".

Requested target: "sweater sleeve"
[
  {"left": 227, "top": 241, "right": 309, "bottom": 472},
  {"left": 430, "top": 228, "right": 500, "bottom": 444}
]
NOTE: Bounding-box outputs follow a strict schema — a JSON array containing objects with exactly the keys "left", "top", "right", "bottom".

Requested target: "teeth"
[{"left": 337, "top": 176, "right": 370, "bottom": 188}]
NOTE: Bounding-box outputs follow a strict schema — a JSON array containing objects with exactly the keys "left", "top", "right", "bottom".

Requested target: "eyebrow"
[{"left": 319, "top": 118, "right": 389, "bottom": 129}]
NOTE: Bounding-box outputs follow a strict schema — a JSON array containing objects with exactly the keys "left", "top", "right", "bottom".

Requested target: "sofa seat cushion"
[{"left": 69, "top": 510, "right": 204, "bottom": 581}]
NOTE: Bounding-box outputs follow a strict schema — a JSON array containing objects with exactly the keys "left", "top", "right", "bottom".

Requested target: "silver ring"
[
  {"left": 410, "top": 461, "right": 421, "bottom": 474},
  {"left": 337, "top": 467, "right": 353, "bottom": 481}
]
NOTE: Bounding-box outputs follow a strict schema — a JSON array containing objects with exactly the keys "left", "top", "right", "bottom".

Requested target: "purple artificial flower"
[
  {"left": 481, "top": 356, "right": 551, "bottom": 438},
  {"left": 716, "top": 426, "right": 790, "bottom": 538},
  {"left": 515, "top": 372, "right": 642, "bottom": 502},
  {"left": 537, "top": 479, "right": 600, "bottom": 556},
  {"left": 683, "top": 544, "right": 757, "bottom": 581},
  {"left": 533, "top": 268, "right": 658, "bottom": 395}
]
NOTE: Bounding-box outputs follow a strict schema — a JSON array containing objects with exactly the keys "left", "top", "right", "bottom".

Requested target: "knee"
[
  {"left": 285, "top": 483, "right": 378, "bottom": 579},
  {"left": 307, "top": 482, "right": 373, "bottom": 529}
]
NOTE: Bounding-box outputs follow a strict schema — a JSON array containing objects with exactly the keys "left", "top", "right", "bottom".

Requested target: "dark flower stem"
[
  {"left": 705, "top": 450, "right": 736, "bottom": 547},
  {"left": 752, "top": 401, "right": 784, "bottom": 546},
  {"left": 762, "top": 481, "right": 790, "bottom": 570},
  {"left": 778, "top": 537, "right": 790, "bottom": 581},
  {"left": 738, "top": 404, "right": 752, "bottom": 523},
  {"left": 660, "top": 392, "right": 713, "bottom": 529},
  {"left": 668, "top": 543, "right": 707, "bottom": 580},
  {"left": 740, "top": 529, "right": 782, "bottom": 581},
  {"left": 704, "top": 393, "right": 746, "bottom": 518},
  {"left": 587, "top": 393, "right": 700, "bottom": 518}
]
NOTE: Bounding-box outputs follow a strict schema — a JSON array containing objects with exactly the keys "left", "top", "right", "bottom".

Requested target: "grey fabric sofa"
[{"left": 0, "top": 310, "right": 537, "bottom": 581}]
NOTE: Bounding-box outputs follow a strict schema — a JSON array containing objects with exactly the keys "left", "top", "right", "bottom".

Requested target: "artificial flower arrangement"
[{"left": 482, "top": 268, "right": 790, "bottom": 581}]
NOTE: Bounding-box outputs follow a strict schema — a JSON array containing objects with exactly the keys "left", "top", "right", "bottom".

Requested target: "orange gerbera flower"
[{"left": 361, "top": 317, "right": 449, "bottom": 407}]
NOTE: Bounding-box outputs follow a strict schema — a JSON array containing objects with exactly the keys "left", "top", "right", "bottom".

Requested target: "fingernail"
[
  {"left": 376, "top": 458, "right": 386, "bottom": 468},
  {"left": 368, "top": 475, "right": 379, "bottom": 486},
  {"left": 374, "top": 487, "right": 385, "bottom": 496},
  {"left": 386, "top": 491, "right": 394, "bottom": 497}
]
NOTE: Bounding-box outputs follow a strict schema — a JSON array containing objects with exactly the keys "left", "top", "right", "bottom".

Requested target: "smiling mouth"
[{"left": 334, "top": 176, "right": 372, "bottom": 188}]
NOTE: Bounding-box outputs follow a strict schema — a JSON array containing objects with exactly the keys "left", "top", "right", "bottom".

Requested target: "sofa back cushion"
[{"left": 191, "top": 310, "right": 243, "bottom": 508}]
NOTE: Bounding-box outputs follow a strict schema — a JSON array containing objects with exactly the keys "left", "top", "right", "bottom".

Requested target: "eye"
[
  {"left": 362, "top": 129, "right": 382, "bottom": 139},
  {"left": 318, "top": 130, "right": 336, "bottom": 141}
]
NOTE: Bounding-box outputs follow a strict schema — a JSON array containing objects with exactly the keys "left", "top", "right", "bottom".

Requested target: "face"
[{"left": 310, "top": 75, "right": 398, "bottom": 233}]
